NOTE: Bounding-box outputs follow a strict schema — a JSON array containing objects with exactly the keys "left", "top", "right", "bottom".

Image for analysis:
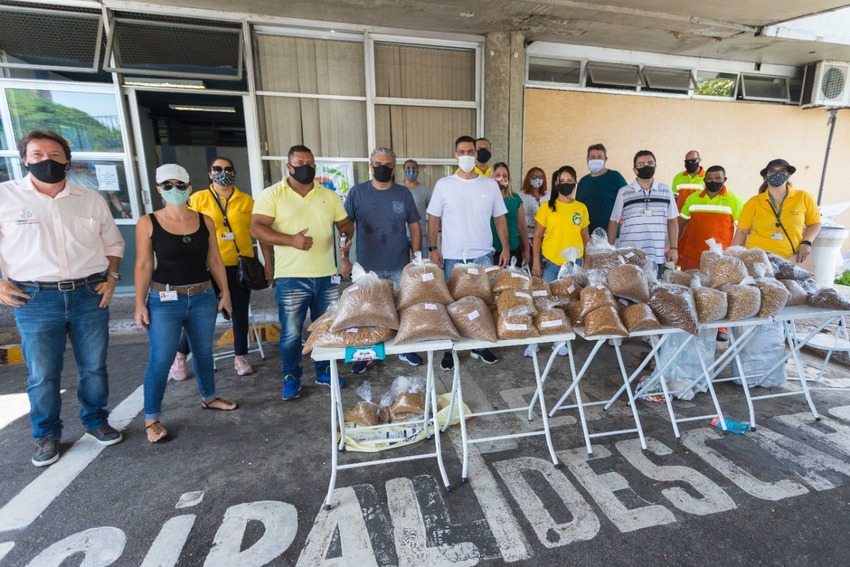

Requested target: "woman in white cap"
[
  {"left": 134, "top": 164, "right": 238, "bottom": 443},
  {"left": 732, "top": 158, "right": 821, "bottom": 265}
]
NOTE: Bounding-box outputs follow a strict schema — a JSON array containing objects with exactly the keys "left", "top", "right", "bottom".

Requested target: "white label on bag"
[
  {"left": 467, "top": 268, "right": 480, "bottom": 275},
  {"left": 567, "top": 285, "right": 575, "bottom": 294},
  {"left": 348, "top": 285, "right": 359, "bottom": 292},
  {"left": 346, "top": 328, "right": 359, "bottom": 333},
  {"left": 516, "top": 292, "right": 532, "bottom": 300},
  {"left": 511, "top": 272, "right": 530, "bottom": 281},
  {"left": 468, "top": 310, "right": 480, "bottom": 320},
  {"left": 485, "top": 266, "right": 499, "bottom": 272},
  {"left": 421, "top": 272, "right": 434, "bottom": 282},
  {"left": 541, "top": 320, "right": 563, "bottom": 328},
  {"left": 505, "top": 323, "right": 527, "bottom": 331},
  {"left": 532, "top": 290, "right": 548, "bottom": 297},
  {"left": 625, "top": 252, "right": 635, "bottom": 259},
  {"left": 424, "top": 303, "right": 437, "bottom": 310}
]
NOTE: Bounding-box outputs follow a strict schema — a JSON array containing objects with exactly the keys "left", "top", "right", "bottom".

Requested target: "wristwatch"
[
  {"left": 428, "top": 246, "right": 438, "bottom": 252},
  {"left": 800, "top": 240, "right": 812, "bottom": 247},
  {"left": 107, "top": 271, "right": 122, "bottom": 282}
]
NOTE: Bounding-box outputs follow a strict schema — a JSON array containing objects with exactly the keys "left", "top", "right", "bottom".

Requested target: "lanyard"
[
  {"left": 209, "top": 187, "right": 231, "bottom": 230},
  {"left": 767, "top": 190, "right": 787, "bottom": 223}
]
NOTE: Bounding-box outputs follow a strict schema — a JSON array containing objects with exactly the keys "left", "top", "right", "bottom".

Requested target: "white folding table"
[
  {"left": 312, "top": 339, "right": 453, "bottom": 509},
  {"left": 446, "top": 333, "right": 575, "bottom": 484}
]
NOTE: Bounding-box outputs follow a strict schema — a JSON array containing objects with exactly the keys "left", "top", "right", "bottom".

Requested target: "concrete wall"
[{"left": 523, "top": 88, "right": 850, "bottom": 249}]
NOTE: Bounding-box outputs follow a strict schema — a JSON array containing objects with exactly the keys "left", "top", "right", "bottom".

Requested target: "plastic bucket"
[{"left": 811, "top": 225, "right": 850, "bottom": 288}]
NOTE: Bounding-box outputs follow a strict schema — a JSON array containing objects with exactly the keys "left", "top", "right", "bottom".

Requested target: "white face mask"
[
  {"left": 530, "top": 178, "right": 543, "bottom": 189},
  {"left": 457, "top": 155, "right": 476, "bottom": 173},
  {"left": 588, "top": 159, "right": 605, "bottom": 174}
]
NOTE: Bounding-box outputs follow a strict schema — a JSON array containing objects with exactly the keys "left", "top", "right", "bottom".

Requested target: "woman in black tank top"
[{"left": 133, "top": 164, "right": 238, "bottom": 443}]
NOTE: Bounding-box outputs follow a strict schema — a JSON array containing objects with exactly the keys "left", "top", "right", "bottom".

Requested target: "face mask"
[
  {"left": 636, "top": 166, "right": 655, "bottom": 180},
  {"left": 704, "top": 181, "right": 724, "bottom": 193},
  {"left": 289, "top": 164, "right": 316, "bottom": 185},
  {"left": 530, "top": 178, "right": 543, "bottom": 189},
  {"left": 27, "top": 159, "right": 68, "bottom": 184},
  {"left": 457, "top": 155, "right": 476, "bottom": 173},
  {"left": 161, "top": 188, "right": 191, "bottom": 206},
  {"left": 211, "top": 171, "right": 236, "bottom": 187},
  {"left": 556, "top": 182, "right": 576, "bottom": 196},
  {"left": 372, "top": 164, "right": 394, "bottom": 183},
  {"left": 476, "top": 148, "right": 491, "bottom": 164},
  {"left": 496, "top": 179, "right": 509, "bottom": 190},
  {"left": 404, "top": 167, "right": 418, "bottom": 180},
  {"left": 587, "top": 159, "right": 605, "bottom": 174},
  {"left": 684, "top": 159, "right": 700, "bottom": 174},
  {"left": 766, "top": 171, "right": 789, "bottom": 187}
]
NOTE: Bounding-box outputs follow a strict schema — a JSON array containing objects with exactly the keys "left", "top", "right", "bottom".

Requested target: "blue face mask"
[
  {"left": 161, "top": 187, "right": 191, "bottom": 206},
  {"left": 404, "top": 168, "right": 417, "bottom": 180}
]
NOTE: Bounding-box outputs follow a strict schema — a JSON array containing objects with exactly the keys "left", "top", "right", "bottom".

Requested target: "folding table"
[
  {"left": 446, "top": 333, "right": 575, "bottom": 483},
  {"left": 312, "top": 339, "right": 453, "bottom": 509}
]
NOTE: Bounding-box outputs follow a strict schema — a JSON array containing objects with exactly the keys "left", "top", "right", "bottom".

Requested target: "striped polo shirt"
[
  {"left": 610, "top": 179, "right": 678, "bottom": 265},
  {"left": 678, "top": 187, "right": 744, "bottom": 262}
]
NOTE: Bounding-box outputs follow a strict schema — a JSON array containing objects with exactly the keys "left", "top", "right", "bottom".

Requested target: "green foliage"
[
  {"left": 835, "top": 270, "right": 850, "bottom": 286},
  {"left": 696, "top": 78, "right": 736, "bottom": 97}
]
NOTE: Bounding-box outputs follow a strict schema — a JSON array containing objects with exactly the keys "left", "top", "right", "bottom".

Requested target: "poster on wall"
[{"left": 315, "top": 161, "right": 354, "bottom": 203}]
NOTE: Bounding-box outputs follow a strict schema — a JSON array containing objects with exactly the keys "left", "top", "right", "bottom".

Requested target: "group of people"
[{"left": 0, "top": 127, "right": 823, "bottom": 467}]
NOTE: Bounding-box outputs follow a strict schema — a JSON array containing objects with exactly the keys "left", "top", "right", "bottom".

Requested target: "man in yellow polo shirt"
[{"left": 252, "top": 144, "right": 354, "bottom": 400}]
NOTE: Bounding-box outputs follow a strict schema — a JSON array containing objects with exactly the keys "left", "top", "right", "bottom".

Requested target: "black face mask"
[
  {"left": 636, "top": 166, "right": 655, "bottom": 180},
  {"left": 555, "top": 182, "right": 576, "bottom": 196},
  {"left": 27, "top": 159, "right": 68, "bottom": 184},
  {"left": 684, "top": 159, "right": 700, "bottom": 174},
  {"left": 705, "top": 181, "right": 724, "bottom": 192},
  {"left": 372, "top": 164, "right": 394, "bottom": 183},
  {"left": 476, "top": 148, "right": 491, "bottom": 164},
  {"left": 289, "top": 164, "right": 315, "bottom": 185}
]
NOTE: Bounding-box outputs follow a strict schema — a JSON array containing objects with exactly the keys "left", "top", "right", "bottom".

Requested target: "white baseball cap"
[{"left": 155, "top": 164, "right": 190, "bottom": 184}]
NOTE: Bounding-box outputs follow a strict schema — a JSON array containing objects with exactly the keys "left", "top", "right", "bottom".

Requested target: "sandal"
[
  {"left": 144, "top": 420, "right": 170, "bottom": 443},
  {"left": 201, "top": 397, "right": 238, "bottom": 411}
]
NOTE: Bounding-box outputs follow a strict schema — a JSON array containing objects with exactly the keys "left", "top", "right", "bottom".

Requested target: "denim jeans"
[
  {"left": 370, "top": 268, "right": 403, "bottom": 287},
  {"left": 14, "top": 283, "right": 111, "bottom": 439},
  {"left": 541, "top": 257, "right": 584, "bottom": 283},
  {"left": 443, "top": 253, "right": 494, "bottom": 282},
  {"left": 143, "top": 286, "right": 218, "bottom": 420},
  {"left": 275, "top": 276, "right": 339, "bottom": 379}
]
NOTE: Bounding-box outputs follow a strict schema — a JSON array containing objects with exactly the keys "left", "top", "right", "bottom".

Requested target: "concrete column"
[
  {"left": 483, "top": 31, "right": 526, "bottom": 181},
  {"left": 508, "top": 31, "right": 526, "bottom": 182}
]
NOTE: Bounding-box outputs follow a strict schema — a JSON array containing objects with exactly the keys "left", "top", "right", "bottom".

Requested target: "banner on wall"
[{"left": 315, "top": 161, "right": 355, "bottom": 203}]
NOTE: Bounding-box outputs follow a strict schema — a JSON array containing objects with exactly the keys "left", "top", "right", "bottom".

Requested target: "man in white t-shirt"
[{"left": 427, "top": 135, "right": 509, "bottom": 370}]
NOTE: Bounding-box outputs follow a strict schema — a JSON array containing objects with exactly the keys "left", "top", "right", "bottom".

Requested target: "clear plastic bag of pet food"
[
  {"left": 492, "top": 257, "right": 532, "bottom": 294},
  {"left": 621, "top": 303, "right": 661, "bottom": 333},
  {"left": 578, "top": 270, "right": 616, "bottom": 318},
  {"left": 344, "top": 381, "right": 381, "bottom": 426},
  {"left": 700, "top": 238, "right": 724, "bottom": 274},
  {"left": 497, "top": 313, "right": 540, "bottom": 340},
  {"left": 619, "top": 247, "right": 648, "bottom": 267},
  {"left": 447, "top": 296, "right": 498, "bottom": 342},
  {"left": 535, "top": 295, "right": 570, "bottom": 312},
  {"left": 767, "top": 252, "right": 814, "bottom": 281},
  {"left": 808, "top": 287, "right": 850, "bottom": 310},
  {"left": 734, "top": 248, "right": 775, "bottom": 278},
  {"left": 448, "top": 258, "right": 494, "bottom": 303},
  {"left": 691, "top": 283, "right": 728, "bottom": 323},
  {"left": 484, "top": 265, "right": 502, "bottom": 287},
  {"left": 584, "top": 305, "right": 628, "bottom": 337},
  {"left": 752, "top": 263, "right": 789, "bottom": 317},
  {"left": 709, "top": 254, "right": 747, "bottom": 289},
  {"left": 550, "top": 276, "right": 582, "bottom": 301},
  {"left": 721, "top": 284, "right": 761, "bottom": 320},
  {"left": 386, "top": 376, "right": 426, "bottom": 423},
  {"left": 394, "top": 301, "right": 461, "bottom": 344},
  {"left": 396, "top": 252, "right": 454, "bottom": 310},
  {"left": 649, "top": 284, "right": 699, "bottom": 335},
  {"left": 531, "top": 277, "right": 552, "bottom": 300},
  {"left": 685, "top": 269, "right": 710, "bottom": 287},
  {"left": 780, "top": 279, "right": 809, "bottom": 306},
  {"left": 663, "top": 269, "right": 696, "bottom": 287},
  {"left": 608, "top": 262, "right": 650, "bottom": 302},
  {"left": 556, "top": 247, "right": 590, "bottom": 287},
  {"left": 332, "top": 263, "right": 400, "bottom": 331},
  {"left": 496, "top": 289, "right": 537, "bottom": 317},
  {"left": 303, "top": 318, "right": 396, "bottom": 354},
  {"left": 584, "top": 228, "right": 623, "bottom": 273},
  {"left": 534, "top": 307, "right": 573, "bottom": 335},
  {"left": 568, "top": 300, "right": 584, "bottom": 327},
  {"left": 307, "top": 301, "right": 337, "bottom": 332}
]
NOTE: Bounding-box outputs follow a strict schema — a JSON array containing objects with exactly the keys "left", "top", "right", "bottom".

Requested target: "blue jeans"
[
  {"left": 541, "top": 257, "right": 583, "bottom": 283},
  {"left": 14, "top": 283, "right": 111, "bottom": 439},
  {"left": 143, "top": 286, "right": 218, "bottom": 420},
  {"left": 443, "top": 253, "right": 494, "bottom": 282},
  {"left": 275, "top": 276, "right": 339, "bottom": 379},
  {"left": 370, "top": 268, "right": 403, "bottom": 287}
]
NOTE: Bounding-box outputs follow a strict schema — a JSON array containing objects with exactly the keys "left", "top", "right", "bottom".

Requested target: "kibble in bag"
[
  {"left": 396, "top": 252, "right": 454, "bottom": 310},
  {"left": 448, "top": 260, "right": 494, "bottom": 303},
  {"left": 700, "top": 238, "right": 724, "bottom": 274},
  {"left": 303, "top": 318, "right": 395, "bottom": 354},
  {"left": 550, "top": 277, "right": 582, "bottom": 301},
  {"left": 692, "top": 286, "right": 728, "bottom": 323},
  {"left": 331, "top": 263, "right": 399, "bottom": 331},
  {"left": 768, "top": 253, "right": 814, "bottom": 281},
  {"left": 649, "top": 284, "right": 699, "bottom": 335},
  {"left": 497, "top": 313, "right": 540, "bottom": 340},
  {"left": 492, "top": 258, "right": 532, "bottom": 294},
  {"left": 808, "top": 287, "right": 850, "bottom": 310},
  {"left": 721, "top": 284, "right": 761, "bottom": 320},
  {"left": 780, "top": 279, "right": 809, "bottom": 306},
  {"left": 709, "top": 255, "right": 747, "bottom": 288},
  {"left": 735, "top": 248, "right": 775, "bottom": 278},
  {"left": 496, "top": 289, "right": 537, "bottom": 316},
  {"left": 752, "top": 263, "right": 789, "bottom": 317},
  {"left": 394, "top": 302, "right": 461, "bottom": 344},
  {"left": 663, "top": 269, "right": 696, "bottom": 287},
  {"left": 568, "top": 300, "right": 584, "bottom": 327},
  {"left": 344, "top": 382, "right": 380, "bottom": 427},
  {"left": 621, "top": 303, "right": 661, "bottom": 333},
  {"left": 531, "top": 277, "right": 552, "bottom": 299},
  {"left": 578, "top": 271, "right": 616, "bottom": 318},
  {"left": 447, "top": 296, "right": 498, "bottom": 342},
  {"left": 534, "top": 307, "right": 573, "bottom": 335},
  {"left": 608, "top": 263, "right": 650, "bottom": 302},
  {"left": 584, "top": 305, "right": 628, "bottom": 337},
  {"left": 619, "top": 247, "right": 648, "bottom": 267}
]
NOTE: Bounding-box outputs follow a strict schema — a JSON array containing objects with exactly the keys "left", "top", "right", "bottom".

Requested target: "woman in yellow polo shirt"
[
  {"left": 531, "top": 165, "right": 590, "bottom": 282},
  {"left": 732, "top": 158, "right": 821, "bottom": 265},
  {"left": 170, "top": 157, "right": 271, "bottom": 378}
]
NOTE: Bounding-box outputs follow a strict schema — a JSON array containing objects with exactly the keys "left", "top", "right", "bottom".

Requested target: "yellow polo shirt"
[
  {"left": 535, "top": 199, "right": 590, "bottom": 265},
  {"left": 189, "top": 186, "right": 255, "bottom": 266},
  {"left": 253, "top": 180, "right": 347, "bottom": 278},
  {"left": 737, "top": 187, "right": 821, "bottom": 258}
]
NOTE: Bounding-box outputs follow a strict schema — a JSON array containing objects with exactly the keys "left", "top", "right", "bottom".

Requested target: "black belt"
[{"left": 12, "top": 273, "right": 106, "bottom": 291}]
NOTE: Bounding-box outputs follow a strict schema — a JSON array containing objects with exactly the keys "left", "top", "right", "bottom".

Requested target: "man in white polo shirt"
[
  {"left": 0, "top": 130, "right": 125, "bottom": 467},
  {"left": 427, "top": 135, "right": 509, "bottom": 370},
  {"left": 607, "top": 150, "right": 679, "bottom": 275}
]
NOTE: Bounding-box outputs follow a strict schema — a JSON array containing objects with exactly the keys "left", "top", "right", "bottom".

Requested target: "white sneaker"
[
  {"left": 523, "top": 345, "right": 536, "bottom": 357},
  {"left": 234, "top": 355, "right": 254, "bottom": 376},
  {"left": 169, "top": 353, "right": 189, "bottom": 381},
  {"left": 554, "top": 344, "right": 568, "bottom": 356}
]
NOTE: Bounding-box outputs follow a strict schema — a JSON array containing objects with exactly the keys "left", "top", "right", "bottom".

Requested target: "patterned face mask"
[
  {"left": 404, "top": 168, "right": 418, "bottom": 180},
  {"left": 766, "top": 171, "right": 789, "bottom": 187},
  {"left": 211, "top": 171, "right": 236, "bottom": 187}
]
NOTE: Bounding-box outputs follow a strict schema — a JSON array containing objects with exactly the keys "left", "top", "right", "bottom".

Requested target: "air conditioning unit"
[{"left": 801, "top": 61, "right": 850, "bottom": 108}]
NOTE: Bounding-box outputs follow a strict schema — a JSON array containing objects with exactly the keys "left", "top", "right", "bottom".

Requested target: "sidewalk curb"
[{"left": 0, "top": 344, "right": 24, "bottom": 366}]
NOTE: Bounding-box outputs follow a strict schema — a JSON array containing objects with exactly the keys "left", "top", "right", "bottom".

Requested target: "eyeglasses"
[
  {"left": 159, "top": 181, "right": 189, "bottom": 190},
  {"left": 636, "top": 161, "right": 656, "bottom": 168},
  {"left": 211, "top": 166, "right": 235, "bottom": 173},
  {"left": 766, "top": 168, "right": 788, "bottom": 175}
]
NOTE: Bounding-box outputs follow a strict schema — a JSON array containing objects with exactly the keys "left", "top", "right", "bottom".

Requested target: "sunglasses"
[
  {"left": 211, "top": 166, "right": 235, "bottom": 173},
  {"left": 159, "top": 181, "right": 189, "bottom": 190}
]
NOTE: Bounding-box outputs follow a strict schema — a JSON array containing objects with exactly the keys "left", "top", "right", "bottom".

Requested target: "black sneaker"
[
  {"left": 85, "top": 424, "right": 123, "bottom": 446},
  {"left": 32, "top": 437, "right": 60, "bottom": 467},
  {"left": 470, "top": 348, "right": 498, "bottom": 364},
  {"left": 440, "top": 351, "right": 454, "bottom": 371}
]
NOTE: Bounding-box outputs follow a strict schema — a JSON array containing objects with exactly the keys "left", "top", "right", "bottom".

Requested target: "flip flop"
[
  {"left": 144, "top": 420, "right": 170, "bottom": 443},
  {"left": 201, "top": 397, "right": 238, "bottom": 411}
]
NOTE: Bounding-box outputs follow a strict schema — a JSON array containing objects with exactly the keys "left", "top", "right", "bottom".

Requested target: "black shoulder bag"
[{"left": 210, "top": 189, "right": 269, "bottom": 290}]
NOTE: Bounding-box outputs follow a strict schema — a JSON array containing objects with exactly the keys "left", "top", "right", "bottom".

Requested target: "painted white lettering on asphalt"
[
  {"left": 0, "top": 542, "right": 14, "bottom": 563},
  {"left": 0, "top": 393, "right": 31, "bottom": 430},
  {"left": 749, "top": 427, "right": 850, "bottom": 491},
  {"left": 560, "top": 446, "right": 677, "bottom": 533},
  {"left": 139, "top": 515, "right": 196, "bottom": 567},
  {"left": 493, "top": 456, "right": 600, "bottom": 548},
  {"left": 775, "top": 413, "right": 850, "bottom": 457},
  {"left": 297, "top": 487, "right": 379, "bottom": 566},
  {"left": 449, "top": 432, "right": 531, "bottom": 561},
  {"left": 205, "top": 501, "right": 297, "bottom": 567},
  {"left": 681, "top": 429, "right": 808, "bottom": 501},
  {"left": 26, "top": 527, "right": 125, "bottom": 567},
  {"left": 616, "top": 438, "right": 736, "bottom": 515},
  {"left": 386, "top": 477, "right": 480, "bottom": 566},
  {"left": 0, "top": 386, "right": 143, "bottom": 533}
]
